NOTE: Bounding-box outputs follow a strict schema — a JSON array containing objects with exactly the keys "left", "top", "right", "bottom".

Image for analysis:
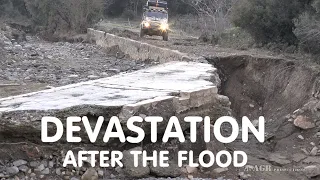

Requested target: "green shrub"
[{"left": 232, "top": 0, "right": 310, "bottom": 45}]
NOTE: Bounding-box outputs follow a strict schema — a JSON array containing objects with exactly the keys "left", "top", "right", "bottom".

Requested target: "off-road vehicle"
[{"left": 140, "top": 0, "right": 169, "bottom": 41}]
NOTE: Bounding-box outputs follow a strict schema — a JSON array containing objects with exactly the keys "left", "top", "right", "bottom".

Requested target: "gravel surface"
[{"left": 0, "top": 35, "right": 159, "bottom": 98}]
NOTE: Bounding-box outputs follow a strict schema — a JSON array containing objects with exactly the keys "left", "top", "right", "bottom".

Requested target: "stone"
[
  {"left": 35, "top": 164, "right": 45, "bottom": 172},
  {"left": 115, "top": 167, "right": 122, "bottom": 173},
  {"left": 294, "top": 115, "right": 315, "bottom": 130},
  {"left": 13, "top": 44, "right": 23, "bottom": 50},
  {"left": 70, "top": 177, "right": 80, "bottom": 180},
  {"left": 292, "top": 153, "right": 307, "bottom": 162},
  {"left": 149, "top": 163, "right": 181, "bottom": 177},
  {"left": 122, "top": 147, "right": 150, "bottom": 178},
  {"left": 41, "top": 168, "right": 50, "bottom": 175},
  {"left": 303, "top": 157, "right": 320, "bottom": 164},
  {"left": 298, "top": 135, "right": 304, "bottom": 140},
  {"left": 97, "top": 169, "right": 104, "bottom": 177},
  {"left": 0, "top": 173, "right": 5, "bottom": 178},
  {"left": 310, "top": 147, "right": 319, "bottom": 156},
  {"left": 213, "top": 167, "right": 228, "bottom": 174},
  {"left": 6, "top": 166, "right": 19, "bottom": 176},
  {"left": 18, "top": 165, "right": 29, "bottom": 173},
  {"left": 238, "top": 172, "right": 251, "bottom": 179},
  {"left": 48, "top": 161, "right": 54, "bottom": 168},
  {"left": 29, "top": 161, "right": 40, "bottom": 168},
  {"left": 305, "top": 165, "right": 320, "bottom": 178},
  {"left": 185, "top": 166, "right": 198, "bottom": 174},
  {"left": 13, "top": 160, "right": 27, "bottom": 167},
  {"left": 268, "top": 153, "right": 291, "bottom": 166},
  {"left": 40, "top": 160, "right": 48, "bottom": 167},
  {"left": 56, "top": 168, "right": 62, "bottom": 175},
  {"left": 81, "top": 168, "right": 98, "bottom": 180}
]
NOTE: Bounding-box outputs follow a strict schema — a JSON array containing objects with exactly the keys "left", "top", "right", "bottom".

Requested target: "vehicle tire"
[
  {"left": 163, "top": 32, "right": 168, "bottom": 41},
  {"left": 140, "top": 29, "right": 145, "bottom": 38}
]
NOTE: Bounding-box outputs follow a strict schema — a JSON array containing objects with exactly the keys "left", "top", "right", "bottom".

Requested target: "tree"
[
  {"left": 24, "top": 0, "right": 107, "bottom": 34},
  {"left": 180, "top": 0, "right": 235, "bottom": 33},
  {"left": 294, "top": 0, "right": 320, "bottom": 54},
  {"left": 232, "top": 0, "right": 311, "bottom": 45}
]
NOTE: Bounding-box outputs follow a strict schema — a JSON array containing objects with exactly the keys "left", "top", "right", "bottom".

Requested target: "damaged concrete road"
[{"left": 0, "top": 61, "right": 231, "bottom": 143}]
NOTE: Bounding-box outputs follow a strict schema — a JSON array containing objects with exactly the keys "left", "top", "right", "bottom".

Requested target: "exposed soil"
[{"left": 208, "top": 55, "right": 320, "bottom": 180}]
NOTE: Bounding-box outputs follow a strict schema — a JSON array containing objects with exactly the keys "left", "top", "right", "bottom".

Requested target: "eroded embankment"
[
  {"left": 207, "top": 54, "right": 320, "bottom": 178},
  {"left": 207, "top": 55, "right": 320, "bottom": 119}
]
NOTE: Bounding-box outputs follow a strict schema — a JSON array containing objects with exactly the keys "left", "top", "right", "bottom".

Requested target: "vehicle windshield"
[{"left": 145, "top": 12, "right": 167, "bottom": 20}]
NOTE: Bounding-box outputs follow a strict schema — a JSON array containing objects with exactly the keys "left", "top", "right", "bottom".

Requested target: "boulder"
[
  {"left": 294, "top": 115, "right": 315, "bottom": 130},
  {"left": 122, "top": 147, "right": 150, "bottom": 178},
  {"left": 6, "top": 166, "right": 19, "bottom": 176},
  {"left": 268, "top": 153, "right": 291, "bottom": 166},
  {"left": 149, "top": 162, "right": 181, "bottom": 177},
  {"left": 13, "top": 159, "right": 27, "bottom": 167},
  {"left": 305, "top": 165, "right": 320, "bottom": 178},
  {"left": 81, "top": 168, "right": 98, "bottom": 180}
]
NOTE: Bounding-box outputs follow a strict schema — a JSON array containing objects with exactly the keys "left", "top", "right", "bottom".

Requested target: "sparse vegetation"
[
  {"left": 0, "top": 0, "right": 319, "bottom": 58},
  {"left": 231, "top": 0, "right": 310, "bottom": 45},
  {"left": 24, "top": 0, "right": 104, "bottom": 36},
  {"left": 294, "top": 0, "right": 320, "bottom": 55}
]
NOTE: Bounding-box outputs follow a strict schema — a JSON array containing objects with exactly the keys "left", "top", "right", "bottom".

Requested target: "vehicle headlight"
[
  {"left": 144, "top": 22, "right": 150, "bottom": 28},
  {"left": 160, "top": 23, "right": 169, "bottom": 31}
]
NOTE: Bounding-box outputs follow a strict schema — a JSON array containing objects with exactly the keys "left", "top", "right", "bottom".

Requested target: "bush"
[
  {"left": 294, "top": 13, "right": 320, "bottom": 54},
  {"left": 0, "top": 0, "right": 29, "bottom": 18},
  {"left": 121, "top": 9, "right": 136, "bottom": 20},
  {"left": 24, "top": 0, "right": 104, "bottom": 35},
  {"left": 216, "top": 27, "right": 255, "bottom": 50},
  {"left": 294, "top": 0, "right": 320, "bottom": 55},
  {"left": 232, "top": 0, "right": 310, "bottom": 45}
]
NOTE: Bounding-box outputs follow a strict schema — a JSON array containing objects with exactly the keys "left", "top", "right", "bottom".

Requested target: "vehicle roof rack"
[
  {"left": 145, "top": 8, "right": 168, "bottom": 13},
  {"left": 146, "top": 0, "right": 167, "bottom": 9}
]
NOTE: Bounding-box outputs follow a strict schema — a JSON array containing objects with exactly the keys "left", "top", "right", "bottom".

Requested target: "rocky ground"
[{"left": 0, "top": 25, "right": 158, "bottom": 98}]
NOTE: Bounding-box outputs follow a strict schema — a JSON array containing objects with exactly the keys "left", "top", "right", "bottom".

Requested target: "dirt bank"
[{"left": 205, "top": 55, "right": 320, "bottom": 180}]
